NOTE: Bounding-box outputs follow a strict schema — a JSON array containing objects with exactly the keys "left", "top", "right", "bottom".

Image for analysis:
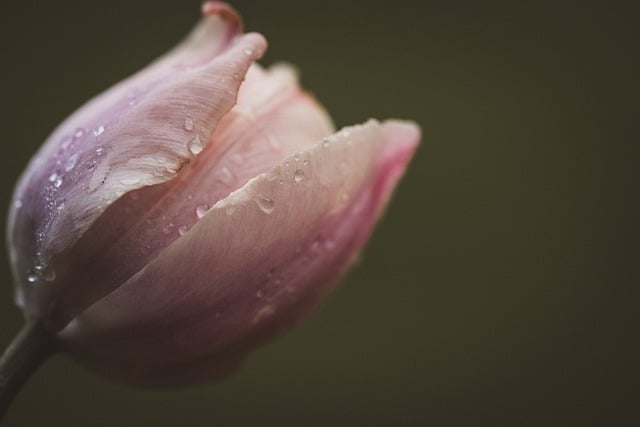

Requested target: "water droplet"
[
  {"left": 322, "top": 139, "right": 330, "bottom": 148},
  {"left": 183, "top": 117, "right": 194, "bottom": 131},
  {"left": 65, "top": 153, "right": 79, "bottom": 172},
  {"left": 162, "top": 223, "right": 175, "bottom": 235},
  {"left": 294, "top": 152, "right": 301, "bottom": 161},
  {"left": 243, "top": 48, "right": 254, "bottom": 56},
  {"left": 188, "top": 135, "right": 204, "bottom": 155},
  {"left": 34, "top": 259, "right": 46, "bottom": 271},
  {"left": 48, "top": 172, "right": 59, "bottom": 183},
  {"left": 303, "top": 159, "right": 310, "bottom": 166},
  {"left": 324, "top": 238, "right": 336, "bottom": 251},
  {"left": 60, "top": 136, "right": 73, "bottom": 149},
  {"left": 26, "top": 272, "right": 38, "bottom": 284},
  {"left": 256, "top": 195, "right": 275, "bottom": 214},
  {"left": 14, "top": 199, "right": 23, "bottom": 209},
  {"left": 267, "top": 135, "right": 280, "bottom": 149},
  {"left": 196, "top": 204, "right": 209, "bottom": 219},
  {"left": 74, "top": 128, "right": 86, "bottom": 139},
  {"left": 216, "top": 166, "right": 236, "bottom": 186},
  {"left": 294, "top": 169, "right": 305, "bottom": 183},
  {"left": 93, "top": 125, "right": 105, "bottom": 136},
  {"left": 127, "top": 90, "right": 137, "bottom": 105},
  {"left": 233, "top": 72, "right": 240, "bottom": 80},
  {"left": 120, "top": 177, "right": 141, "bottom": 185},
  {"left": 178, "top": 225, "right": 189, "bottom": 236},
  {"left": 95, "top": 147, "right": 104, "bottom": 155},
  {"left": 53, "top": 176, "right": 63, "bottom": 188}
]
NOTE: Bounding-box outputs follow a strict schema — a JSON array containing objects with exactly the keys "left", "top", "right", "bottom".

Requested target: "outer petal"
[
  {"left": 8, "top": 5, "right": 266, "bottom": 317},
  {"left": 59, "top": 119, "right": 420, "bottom": 387},
  {"left": 45, "top": 63, "right": 334, "bottom": 329}
]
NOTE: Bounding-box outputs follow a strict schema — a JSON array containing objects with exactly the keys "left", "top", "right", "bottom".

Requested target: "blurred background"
[{"left": 1, "top": 0, "right": 638, "bottom": 425}]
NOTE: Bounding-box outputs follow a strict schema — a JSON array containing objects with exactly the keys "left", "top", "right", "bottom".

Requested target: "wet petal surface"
[{"left": 60, "top": 119, "right": 420, "bottom": 386}]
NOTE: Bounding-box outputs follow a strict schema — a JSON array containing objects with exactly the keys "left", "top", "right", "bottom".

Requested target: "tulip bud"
[{"left": 6, "top": 2, "right": 420, "bottom": 387}]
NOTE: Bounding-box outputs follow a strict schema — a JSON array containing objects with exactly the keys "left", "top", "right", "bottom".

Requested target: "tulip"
[{"left": 1, "top": 0, "right": 419, "bottom": 411}]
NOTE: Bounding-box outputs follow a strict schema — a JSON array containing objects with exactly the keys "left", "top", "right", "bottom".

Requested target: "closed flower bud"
[{"left": 6, "top": 2, "right": 420, "bottom": 387}]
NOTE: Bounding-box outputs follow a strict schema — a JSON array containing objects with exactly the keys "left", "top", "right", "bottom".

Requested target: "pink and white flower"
[{"left": 7, "top": 2, "right": 420, "bottom": 386}]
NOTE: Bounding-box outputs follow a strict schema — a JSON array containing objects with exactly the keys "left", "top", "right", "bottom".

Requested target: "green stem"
[{"left": 0, "top": 320, "right": 56, "bottom": 422}]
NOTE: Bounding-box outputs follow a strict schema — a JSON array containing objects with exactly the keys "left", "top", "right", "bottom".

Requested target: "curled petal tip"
[
  {"left": 383, "top": 119, "right": 421, "bottom": 153},
  {"left": 201, "top": 2, "right": 243, "bottom": 31}
]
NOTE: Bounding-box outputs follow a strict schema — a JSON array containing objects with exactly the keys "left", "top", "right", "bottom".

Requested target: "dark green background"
[{"left": 1, "top": 0, "right": 638, "bottom": 425}]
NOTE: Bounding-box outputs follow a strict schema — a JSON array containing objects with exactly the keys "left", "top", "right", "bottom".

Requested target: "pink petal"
[
  {"left": 59, "top": 119, "right": 420, "bottom": 386},
  {"left": 46, "top": 63, "right": 333, "bottom": 329},
  {"left": 9, "top": 7, "right": 266, "bottom": 317}
]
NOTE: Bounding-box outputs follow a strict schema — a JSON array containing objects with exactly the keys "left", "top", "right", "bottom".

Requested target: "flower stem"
[{"left": 0, "top": 320, "right": 56, "bottom": 422}]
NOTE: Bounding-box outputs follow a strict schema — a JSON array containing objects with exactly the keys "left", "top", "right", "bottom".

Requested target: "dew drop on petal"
[
  {"left": 294, "top": 169, "right": 305, "bottom": 183},
  {"left": 256, "top": 195, "right": 275, "bottom": 214},
  {"left": 196, "top": 204, "right": 209, "bottom": 219},
  {"left": 65, "top": 153, "right": 79, "bottom": 172},
  {"left": 26, "top": 271, "right": 38, "bottom": 284},
  {"left": 183, "top": 117, "right": 194, "bottom": 131},
  {"left": 53, "top": 176, "right": 64, "bottom": 188},
  {"left": 178, "top": 225, "right": 189, "bottom": 236},
  {"left": 324, "top": 239, "right": 336, "bottom": 251},
  {"left": 14, "top": 199, "right": 23, "bottom": 209},
  {"left": 74, "top": 128, "right": 86, "bottom": 139},
  {"left": 34, "top": 259, "right": 45, "bottom": 271},
  {"left": 188, "top": 135, "right": 204, "bottom": 155},
  {"left": 48, "top": 172, "right": 59, "bottom": 183},
  {"left": 93, "top": 125, "right": 105, "bottom": 136},
  {"left": 216, "top": 166, "right": 236, "bottom": 186},
  {"left": 120, "top": 177, "right": 141, "bottom": 186},
  {"left": 162, "top": 223, "right": 175, "bottom": 235},
  {"left": 60, "top": 136, "right": 73, "bottom": 150}
]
